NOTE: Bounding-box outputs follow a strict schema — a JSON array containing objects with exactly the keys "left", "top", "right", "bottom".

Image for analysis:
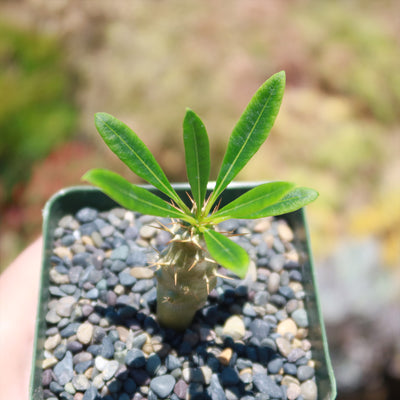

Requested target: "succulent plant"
[{"left": 83, "top": 71, "right": 318, "bottom": 330}]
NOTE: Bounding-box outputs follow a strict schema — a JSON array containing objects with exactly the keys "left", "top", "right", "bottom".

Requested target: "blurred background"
[{"left": 0, "top": 0, "right": 399, "bottom": 398}]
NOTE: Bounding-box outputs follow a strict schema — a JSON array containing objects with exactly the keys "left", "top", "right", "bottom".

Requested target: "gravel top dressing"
[{"left": 41, "top": 206, "right": 318, "bottom": 400}]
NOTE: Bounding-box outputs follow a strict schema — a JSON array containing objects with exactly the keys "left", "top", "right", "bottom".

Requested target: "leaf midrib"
[
  {"left": 215, "top": 81, "right": 276, "bottom": 196},
  {"left": 189, "top": 117, "right": 202, "bottom": 207},
  {"left": 101, "top": 116, "right": 174, "bottom": 199},
  {"left": 215, "top": 188, "right": 285, "bottom": 217},
  {"left": 97, "top": 174, "right": 180, "bottom": 216}
]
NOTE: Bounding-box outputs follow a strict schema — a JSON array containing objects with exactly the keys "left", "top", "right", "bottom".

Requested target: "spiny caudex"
[{"left": 83, "top": 71, "right": 318, "bottom": 330}]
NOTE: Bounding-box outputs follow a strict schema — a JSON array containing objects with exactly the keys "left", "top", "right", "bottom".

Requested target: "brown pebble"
[
  {"left": 116, "top": 326, "right": 130, "bottom": 342},
  {"left": 217, "top": 348, "right": 233, "bottom": 366}
]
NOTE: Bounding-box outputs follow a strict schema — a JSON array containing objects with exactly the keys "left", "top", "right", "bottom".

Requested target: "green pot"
[{"left": 30, "top": 184, "right": 336, "bottom": 399}]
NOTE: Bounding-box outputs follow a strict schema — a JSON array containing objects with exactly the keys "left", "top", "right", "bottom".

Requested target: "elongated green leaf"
[
  {"left": 183, "top": 109, "right": 210, "bottom": 213},
  {"left": 209, "top": 181, "right": 296, "bottom": 222},
  {"left": 94, "top": 112, "right": 186, "bottom": 211},
  {"left": 207, "top": 71, "right": 286, "bottom": 211},
  {"left": 203, "top": 229, "right": 249, "bottom": 278},
  {"left": 83, "top": 169, "right": 193, "bottom": 221},
  {"left": 245, "top": 186, "right": 319, "bottom": 219}
]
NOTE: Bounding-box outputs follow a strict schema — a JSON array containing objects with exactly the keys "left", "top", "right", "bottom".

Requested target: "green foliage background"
[{"left": 0, "top": 20, "right": 77, "bottom": 202}]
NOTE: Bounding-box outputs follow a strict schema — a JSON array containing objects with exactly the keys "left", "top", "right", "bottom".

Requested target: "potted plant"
[{"left": 30, "top": 72, "right": 336, "bottom": 400}]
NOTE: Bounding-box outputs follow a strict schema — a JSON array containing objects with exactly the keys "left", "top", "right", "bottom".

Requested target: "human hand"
[{"left": 0, "top": 237, "right": 42, "bottom": 399}]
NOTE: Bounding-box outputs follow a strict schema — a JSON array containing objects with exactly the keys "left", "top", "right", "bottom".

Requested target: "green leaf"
[
  {"left": 209, "top": 181, "right": 296, "bottom": 222},
  {"left": 246, "top": 186, "right": 319, "bottom": 219},
  {"left": 83, "top": 169, "right": 193, "bottom": 221},
  {"left": 183, "top": 109, "right": 210, "bottom": 214},
  {"left": 203, "top": 229, "right": 249, "bottom": 279},
  {"left": 207, "top": 71, "right": 286, "bottom": 211},
  {"left": 94, "top": 112, "right": 187, "bottom": 211}
]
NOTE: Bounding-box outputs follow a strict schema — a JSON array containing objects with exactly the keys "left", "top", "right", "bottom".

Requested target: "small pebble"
[
  {"left": 277, "top": 318, "right": 298, "bottom": 336},
  {"left": 292, "top": 309, "right": 309, "bottom": 328},
  {"left": 222, "top": 316, "right": 245, "bottom": 340},
  {"left": 149, "top": 375, "right": 175, "bottom": 398},
  {"left": 77, "top": 323, "right": 94, "bottom": 345},
  {"left": 300, "top": 379, "right": 318, "bottom": 400},
  {"left": 53, "top": 351, "right": 74, "bottom": 386}
]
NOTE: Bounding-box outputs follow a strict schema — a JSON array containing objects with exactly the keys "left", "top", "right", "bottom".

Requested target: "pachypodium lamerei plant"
[{"left": 83, "top": 71, "right": 318, "bottom": 330}]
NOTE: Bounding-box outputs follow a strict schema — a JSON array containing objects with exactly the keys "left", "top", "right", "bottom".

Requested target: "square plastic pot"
[{"left": 30, "top": 183, "right": 336, "bottom": 399}]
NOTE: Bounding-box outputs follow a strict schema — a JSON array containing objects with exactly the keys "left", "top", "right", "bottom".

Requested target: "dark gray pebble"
[
  {"left": 288, "top": 348, "right": 306, "bottom": 363},
  {"left": 284, "top": 260, "right": 301, "bottom": 269},
  {"left": 267, "top": 358, "right": 283, "bottom": 374},
  {"left": 110, "top": 245, "right": 129, "bottom": 261},
  {"left": 60, "top": 391, "right": 74, "bottom": 400},
  {"left": 166, "top": 354, "right": 182, "bottom": 371},
  {"left": 73, "top": 352, "right": 92, "bottom": 364},
  {"left": 283, "top": 362, "right": 297, "bottom": 375},
  {"left": 146, "top": 353, "right": 161, "bottom": 376},
  {"left": 82, "top": 386, "right": 100, "bottom": 400},
  {"left": 132, "top": 279, "right": 155, "bottom": 293},
  {"left": 269, "top": 294, "right": 287, "bottom": 307},
  {"left": 106, "top": 274, "right": 119, "bottom": 287},
  {"left": 220, "top": 367, "right": 240, "bottom": 386},
  {"left": 269, "top": 254, "right": 285, "bottom": 272},
  {"left": 119, "top": 271, "right": 137, "bottom": 286},
  {"left": 207, "top": 374, "right": 225, "bottom": 400},
  {"left": 100, "top": 224, "right": 115, "bottom": 238},
  {"left": 297, "top": 365, "right": 315, "bottom": 381},
  {"left": 141, "top": 287, "right": 157, "bottom": 307},
  {"left": 111, "top": 260, "right": 126, "bottom": 273},
  {"left": 53, "top": 351, "right": 74, "bottom": 386},
  {"left": 68, "top": 266, "right": 83, "bottom": 284},
  {"left": 101, "top": 336, "right": 115, "bottom": 359},
  {"left": 72, "top": 252, "right": 91, "bottom": 267},
  {"left": 131, "top": 333, "right": 148, "bottom": 349},
  {"left": 87, "top": 344, "right": 103, "bottom": 357},
  {"left": 249, "top": 319, "right": 270, "bottom": 341},
  {"left": 66, "top": 340, "right": 83, "bottom": 353},
  {"left": 85, "top": 288, "right": 99, "bottom": 299},
  {"left": 125, "top": 349, "right": 146, "bottom": 368},
  {"left": 254, "top": 291, "right": 269, "bottom": 306},
  {"left": 49, "top": 286, "right": 65, "bottom": 297},
  {"left": 242, "top": 303, "right": 257, "bottom": 317},
  {"left": 252, "top": 374, "right": 283, "bottom": 398},
  {"left": 61, "top": 234, "right": 76, "bottom": 247},
  {"left": 60, "top": 323, "right": 80, "bottom": 338},
  {"left": 76, "top": 207, "right": 98, "bottom": 223},
  {"left": 123, "top": 378, "right": 137, "bottom": 394},
  {"left": 124, "top": 226, "right": 138, "bottom": 240},
  {"left": 75, "top": 360, "right": 94, "bottom": 374},
  {"left": 126, "top": 248, "right": 147, "bottom": 266},
  {"left": 88, "top": 313, "right": 101, "bottom": 325},
  {"left": 81, "top": 304, "right": 94, "bottom": 317},
  {"left": 144, "top": 316, "right": 159, "bottom": 334},
  {"left": 130, "top": 368, "right": 151, "bottom": 386},
  {"left": 289, "top": 270, "right": 302, "bottom": 282},
  {"left": 278, "top": 286, "right": 295, "bottom": 299},
  {"left": 88, "top": 269, "right": 103, "bottom": 284}
]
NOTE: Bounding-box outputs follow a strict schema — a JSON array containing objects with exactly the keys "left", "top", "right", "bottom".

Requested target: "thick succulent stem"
[{"left": 155, "top": 226, "right": 217, "bottom": 330}]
